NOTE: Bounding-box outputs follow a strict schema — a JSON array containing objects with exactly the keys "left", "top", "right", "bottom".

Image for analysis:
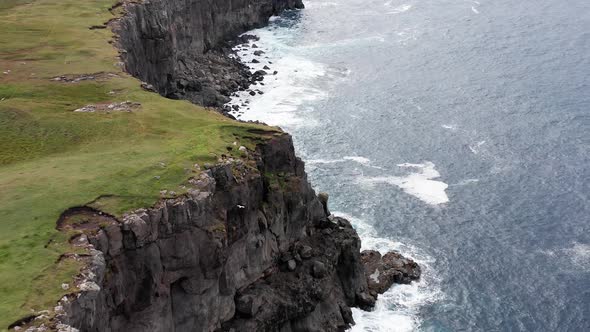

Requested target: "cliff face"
[
  {"left": 35, "top": 1, "right": 421, "bottom": 331},
  {"left": 116, "top": 0, "right": 303, "bottom": 107},
  {"left": 57, "top": 134, "right": 372, "bottom": 331}
]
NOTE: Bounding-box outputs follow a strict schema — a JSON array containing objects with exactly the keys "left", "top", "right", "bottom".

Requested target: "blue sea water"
[{"left": 227, "top": 0, "right": 590, "bottom": 330}]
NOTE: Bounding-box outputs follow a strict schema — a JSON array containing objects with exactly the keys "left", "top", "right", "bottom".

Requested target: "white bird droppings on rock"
[{"left": 78, "top": 281, "right": 100, "bottom": 292}]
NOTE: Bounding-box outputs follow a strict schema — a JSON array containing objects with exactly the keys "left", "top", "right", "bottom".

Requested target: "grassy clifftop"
[{"left": 0, "top": 0, "right": 275, "bottom": 328}]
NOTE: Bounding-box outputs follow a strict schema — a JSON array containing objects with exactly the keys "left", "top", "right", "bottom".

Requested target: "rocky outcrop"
[
  {"left": 43, "top": 134, "right": 370, "bottom": 332},
  {"left": 361, "top": 250, "right": 421, "bottom": 295},
  {"left": 115, "top": 0, "right": 303, "bottom": 108}
]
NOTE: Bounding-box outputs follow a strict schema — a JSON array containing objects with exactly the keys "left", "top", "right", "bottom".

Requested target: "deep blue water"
[{"left": 227, "top": 0, "right": 590, "bottom": 330}]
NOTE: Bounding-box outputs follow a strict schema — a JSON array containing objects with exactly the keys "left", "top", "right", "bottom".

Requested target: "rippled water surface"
[{"left": 227, "top": 0, "right": 590, "bottom": 330}]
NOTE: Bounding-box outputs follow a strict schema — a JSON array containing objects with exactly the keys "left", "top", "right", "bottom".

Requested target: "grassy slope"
[{"left": 0, "top": 0, "right": 275, "bottom": 328}]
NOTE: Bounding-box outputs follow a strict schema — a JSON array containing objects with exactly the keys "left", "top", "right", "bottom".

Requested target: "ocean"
[{"left": 226, "top": 0, "right": 590, "bottom": 330}]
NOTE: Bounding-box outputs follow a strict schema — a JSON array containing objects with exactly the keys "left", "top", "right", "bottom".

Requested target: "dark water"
[{"left": 228, "top": 0, "right": 590, "bottom": 330}]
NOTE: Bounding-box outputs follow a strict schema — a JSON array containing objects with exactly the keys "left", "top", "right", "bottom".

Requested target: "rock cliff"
[
  {"left": 116, "top": 0, "right": 303, "bottom": 108},
  {"left": 55, "top": 133, "right": 378, "bottom": 331},
  {"left": 11, "top": 1, "right": 421, "bottom": 331}
]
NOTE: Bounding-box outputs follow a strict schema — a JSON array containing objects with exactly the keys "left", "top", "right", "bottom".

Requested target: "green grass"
[{"left": 0, "top": 0, "right": 279, "bottom": 329}]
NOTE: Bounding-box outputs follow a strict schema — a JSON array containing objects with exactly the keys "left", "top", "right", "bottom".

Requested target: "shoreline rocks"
[{"left": 361, "top": 250, "right": 421, "bottom": 295}]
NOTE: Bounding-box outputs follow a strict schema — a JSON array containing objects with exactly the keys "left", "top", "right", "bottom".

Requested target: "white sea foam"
[
  {"left": 567, "top": 243, "right": 590, "bottom": 269},
  {"left": 359, "top": 162, "right": 449, "bottom": 205},
  {"left": 539, "top": 242, "right": 590, "bottom": 271},
  {"left": 394, "top": 28, "right": 419, "bottom": 44},
  {"left": 304, "top": 1, "right": 339, "bottom": 9},
  {"left": 468, "top": 140, "right": 486, "bottom": 154},
  {"left": 343, "top": 156, "right": 372, "bottom": 165},
  {"left": 227, "top": 32, "right": 328, "bottom": 127},
  {"left": 388, "top": 4, "right": 413, "bottom": 14},
  {"left": 471, "top": 6, "right": 480, "bottom": 14},
  {"left": 306, "top": 158, "right": 345, "bottom": 165},
  {"left": 333, "top": 212, "right": 442, "bottom": 332},
  {"left": 306, "top": 156, "right": 374, "bottom": 166},
  {"left": 301, "top": 36, "right": 387, "bottom": 50},
  {"left": 441, "top": 124, "right": 457, "bottom": 131},
  {"left": 450, "top": 178, "right": 480, "bottom": 186}
]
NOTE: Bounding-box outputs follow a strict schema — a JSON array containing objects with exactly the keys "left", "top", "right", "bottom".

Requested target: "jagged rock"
[
  {"left": 299, "top": 245, "right": 313, "bottom": 259},
  {"left": 140, "top": 81, "right": 156, "bottom": 92},
  {"left": 311, "top": 260, "right": 327, "bottom": 278},
  {"left": 235, "top": 294, "right": 262, "bottom": 317},
  {"left": 361, "top": 250, "right": 421, "bottom": 294},
  {"left": 355, "top": 291, "right": 376, "bottom": 310},
  {"left": 318, "top": 192, "right": 330, "bottom": 216},
  {"left": 73, "top": 101, "right": 140, "bottom": 113},
  {"left": 251, "top": 70, "right": 266, "bottom": 82}
]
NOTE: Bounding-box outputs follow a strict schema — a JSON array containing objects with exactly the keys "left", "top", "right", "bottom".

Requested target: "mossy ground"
[{"left": 0, "top": 0, "right": 278, "bottom": 328}]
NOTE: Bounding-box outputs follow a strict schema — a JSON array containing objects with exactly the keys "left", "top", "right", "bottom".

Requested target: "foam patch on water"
[
  {"left": 343, "top": 156, "right": 372, "bottom": 165},
  {"left": 441, "top": 124, "right": 457, "bottom": 131},
  {"left": 359, "top": 162, "right": 449, "bottom": 205},
  {"left": 567, "top": 243, "right": 590, "bottom": 269},
  {"left": 304, "top": 1, "right": 339, "bottom": 9},
  {"left": 306, "top": 156, "right": 373, "bottom": 165},
  {"left": 542, "top": 242, "right": 590, "bottom": 271},
  {"left": 301, "top": 35, "right": 387, "bottom": 50},
  {"left": 450, "top": 178, "right": 480, "bottom": 186},
  {"left": 470, "top": 0, "right": 481, "bottom": 14},
  {"left": 333, "top": 212, "right": 442, "bottom": 332},
  {"left": 305, "top": 156, "right": 385, "bottom": 172},
  {"left": 387, "top": 4, "right": 413, "bottom": 14},
  {"left": 468, "top": 140, "right": 486, "bottom": 154}
]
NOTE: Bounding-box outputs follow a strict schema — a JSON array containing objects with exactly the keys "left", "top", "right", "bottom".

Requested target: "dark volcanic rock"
[
  {"left": 55, "top": 134, "right": 382, "bottom": 332},
  {"left": 222, "top": 215, "right": 372, "bottom": 332},
  {"left": 361, "top": 250, "right": 421, "bottom": 294},
  {"left": 235, "top": 34, "right": 260, "bottom": 44},
  {"left": 116, "top": 0, "right": 304, "bottom": 108},
  {"left": 251, "top": 70, "right": 267, "bottom": 82}
]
